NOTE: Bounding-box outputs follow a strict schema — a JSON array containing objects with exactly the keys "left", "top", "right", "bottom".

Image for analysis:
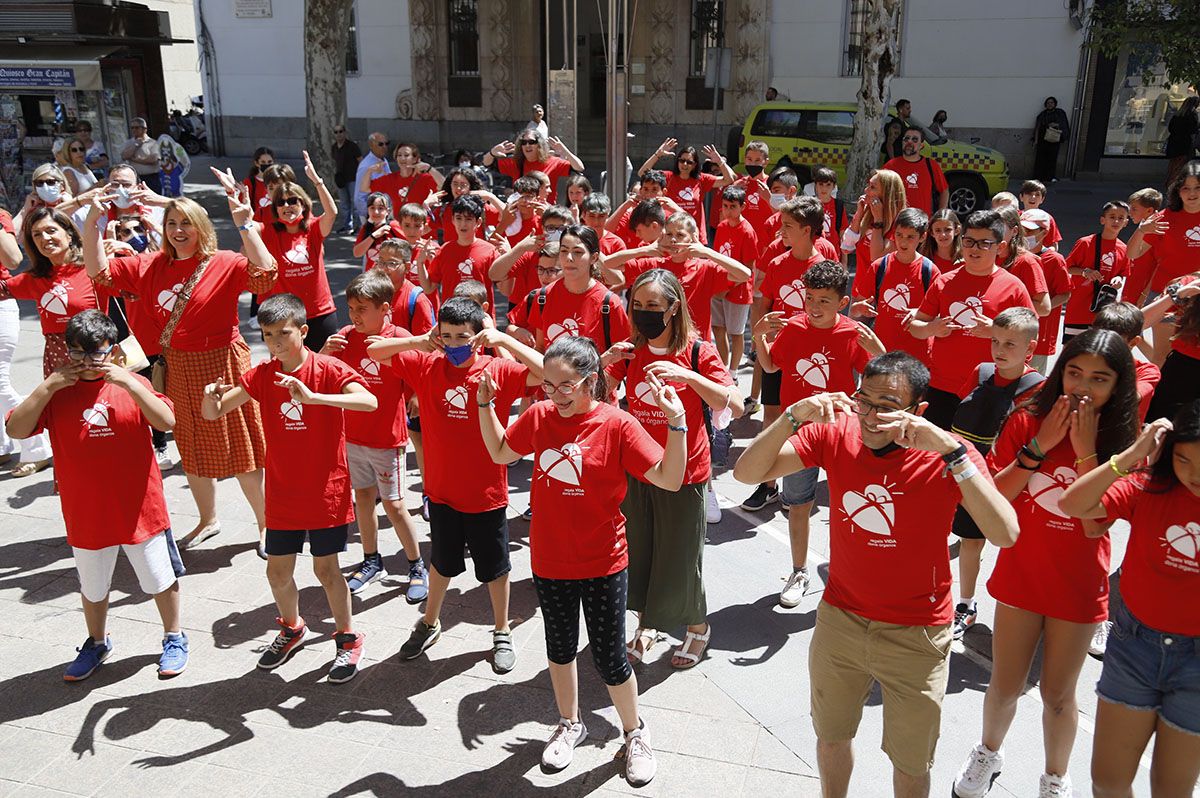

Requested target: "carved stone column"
[
  {"left": 644, "top": 0, "right": 676, "bottom": 125},
  {"left": 730, "top": 0, "right": 769, "bottom": 122},
  {"left": 483, "top": 0, "right": 515, "bottom": 121},
  {"left": 404, "top": 0, "right": 440, "bottom": 121}
]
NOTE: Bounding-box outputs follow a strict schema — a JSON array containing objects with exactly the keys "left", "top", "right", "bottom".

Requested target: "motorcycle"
[{"left": 168, "top": 103, "right": 207, "bottom": 156}]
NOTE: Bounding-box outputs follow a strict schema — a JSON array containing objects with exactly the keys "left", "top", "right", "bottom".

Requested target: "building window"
[
  {"left": 1104, "top": 44, "right": 1196, "bottom": 157},
  {"left": 447, "top": 0, "right": 481, "bottom": 107},
  {"left": 346, "top": 3, "right": 360, "bottom": 75},
  {"left": 686, "top": 0, "right": 726, "bottom": 110},
  {"left": 841, "top": 0, "right": 903, "bottom": 77}
]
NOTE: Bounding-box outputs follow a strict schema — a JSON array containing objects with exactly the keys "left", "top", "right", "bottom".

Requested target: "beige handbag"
[{"left": 1043, "top": 124, "right": 1062, "bottom": 144}]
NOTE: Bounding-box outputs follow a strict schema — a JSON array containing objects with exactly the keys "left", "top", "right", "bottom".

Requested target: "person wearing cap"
[
  {"left": 120, "top": 118, "right": 162, "bottom": 195},
  {"left": 1020, "top": 208, "right": 1071, "bottom": 373}
]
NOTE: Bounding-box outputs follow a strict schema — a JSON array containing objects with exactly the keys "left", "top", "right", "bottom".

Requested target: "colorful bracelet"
[
  {"left": 1029, "top": 437, "right": 1045, "bottom": 458},
  {"left": 1074, "top": 452, "right": 1098, "bottom": 467},
  {"left": 1109, "top": 455, "right": 1132, "bottom": 477},
  {"left": 784, "top": 409, "right": 803, "bottom": 433}
]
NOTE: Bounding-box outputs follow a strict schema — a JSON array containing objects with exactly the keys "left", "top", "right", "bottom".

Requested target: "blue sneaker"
[
  {"left": 63, "top": 636, "right": 113, "bottom": 682},
  {"left": 405, "top": 558, "right": 429, "bottom": 604},
  {"left": 158, "top": 632, "right": 189, "bottom": 678},
  {"left": 421, "top": 494, "right": 431, "bottom": 522},
  {"left": 347, "top": 554, "right": 387, "bottom": 595}
]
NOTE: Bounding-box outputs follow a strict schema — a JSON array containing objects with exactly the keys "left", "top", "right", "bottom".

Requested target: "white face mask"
[
  {"left": 36, "top": 183, "right": 63, "bottom": 203},
  {"left": 711, "top": 395, "right": 733, "bottom": 430},
  {"left": 769, "top": 193, "right": 788, "bottom": 210},
  {"left": 112, "top": 186, "right": 134, "bottom": 208},
  {"left": 544, "top": 228, "right": 563, "bottom": 243},
  {"left": 458, "top": 160, "right": 472, "bottom": 168},
  {"left": 1022, "top": 235, "right": 1039, "bottom": 249}
]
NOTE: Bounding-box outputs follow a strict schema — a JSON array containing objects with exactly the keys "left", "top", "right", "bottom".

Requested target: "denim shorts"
[
  {"left": 782, "top": 466, "right": 820, "bottom": 506},
  {"left": 1096, "top": 602, "right": 1200, "bottom": 735}
]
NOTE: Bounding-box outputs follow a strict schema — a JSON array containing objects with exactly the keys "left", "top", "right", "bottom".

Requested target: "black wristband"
[
  {"left": 942, "top": 443, "right": 969, "bottom": 464},
  {"left": 1019, "top": 444, "right": 1046, "bottom": 462}
]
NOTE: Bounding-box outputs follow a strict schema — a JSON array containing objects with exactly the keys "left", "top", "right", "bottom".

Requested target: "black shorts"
[
  {"left": 265, "top": 524, "right": 350, "bottom": 557},
  {"left": 923, "top": 387, "right": 961, "bottom": 431},
  {"left": 951, "top": 505, "right": 984, "bottom": 540},
  {"left": 761, "top": 368, "right": 783, "bottom": 407},
  {"left": 304, "top": 311, "right": 340, "bottom": 353},
  {"left": 407, "top": 414, "right": 421, "bottom": 433},
  {"left": 428, "top": 502, "right": 511, "bottom": 582}
]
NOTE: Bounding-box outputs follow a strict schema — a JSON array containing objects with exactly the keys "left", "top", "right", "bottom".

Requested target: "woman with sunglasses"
[
  {"left": 56, "top": 135, "right": 99, "bottom": 197},
  {"left": 83, "top": 173, "right": 277, "bottom": 555},
  {"left": 637, "top": 138, "right": 736, "bottom": 244},
  {"left": 252, "top": 151, "right": 340, "bottom": 352},
  {"left": 14, "top": 164, "right": 88, "bottom": 235},
  {"left": 482, "top": 130, "right": 583, "bottom": 205},
  {"left": 478, "top": 334, "right": 685, "bottom": 786}
]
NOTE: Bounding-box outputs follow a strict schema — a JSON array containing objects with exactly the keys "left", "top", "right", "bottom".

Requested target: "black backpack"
[
  {"left": 950, "top": 363, "right": 1046, "bottom": 455},
  {"left": 531, "top": 285, "right": 617, "bottom": 350}
]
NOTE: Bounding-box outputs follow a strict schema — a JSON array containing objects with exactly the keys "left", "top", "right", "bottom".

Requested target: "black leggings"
[
  {"left": 533, "top": 568, "right": 632, "bottom": 686},
  {"left": 304, "top": 311, "right": 339, "bottom": 353}
]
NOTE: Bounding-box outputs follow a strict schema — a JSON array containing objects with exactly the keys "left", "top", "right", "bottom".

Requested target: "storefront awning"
[{"left": 0, "top": 46, "right": 119, "bottom": 92}]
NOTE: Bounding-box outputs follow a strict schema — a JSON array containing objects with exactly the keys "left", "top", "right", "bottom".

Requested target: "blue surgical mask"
[
  {"left": 126, "top": 234, "right": 149, "bottom": 252},
  {"left": 444, "top": 342, "right": 474, "bottom": 366},
  {"left": 36, "top": 183, "right": 63, "bottom": 203}
]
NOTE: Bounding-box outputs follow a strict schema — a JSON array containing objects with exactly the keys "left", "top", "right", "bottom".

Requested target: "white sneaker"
[
  {"left": 1088, "top": 620, "right": 1111, "bottom": 660},
  {"left": 541, "top": 717, "right": 587, "bottom": 772},
  {"left": 623, "top": 724, "right": 657, "bottom": 786},
  {"left": 1038, "top": 772, "right": 1072, "bottom": 797},
  {"left": 779, "top": 568, "right": 809, "bottom": 608},
  {"left": 155, "top": 447, "right": 173, "bottom": 471},
  {"left": 705, "top": 488, "right": 721, "bottom": 524},
  {"left": 953, "top": 743, "right": 1003, "bottom": 798}
]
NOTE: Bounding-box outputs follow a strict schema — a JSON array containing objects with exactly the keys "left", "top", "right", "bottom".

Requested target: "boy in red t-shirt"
[
  {"left": 488, "top": 205, "right": 571, "bottom": 301},
  {"left": 371, "top": 238, "right": 436, "bottom": 335},
  {"left": 606, "top": 178, "right": 681, "bottom": 251},
  {"left": 495, "top": 175, "right": 547, "bottom": 248},
  {"left": 1091, "top": 302, "right": 1160, "bottom": 423},
  {"left": 366, "top": 297, "right": 545, "bottom": 673},
  {"left": 580, "top": 194, "right": 627, "bottom": 255},
  {"left": 390, "top": 202, "right": 438, "bottom": 287},
  {"left": 812, "top": 167, "right": 849, "bottom": 264},
  {"left": 320, "top": 270, "right": 427, "bottom": 602},
  {"left": 6, "top": 310, "right": 187, "bottom": 682},
  {"left": 754, "top": 261, "right": 883, "bottom": 605},
  {"left": 421, "top": 195, "right": 498, "bottom": 312},
  {"left": 1122, "top": 187, "right": 1162, "bottom": 305},
  {"left": 1020, "top": 209, "right": 1071, "bottom": 373},
  {"left": 711, "top": 185, "right": 758, "bottom": 373},
  {"left": 1062, "top": 201, "right": 1131, "bottom": 342},
  {"left": 1018, "top": 179, "right": 1062, "bottom": 250},
  {"left": 735, "top": 141, "right": 773, "bottom": 231},
  {"left": 202, "top": 294, "right": 378, "bottom": 684}
]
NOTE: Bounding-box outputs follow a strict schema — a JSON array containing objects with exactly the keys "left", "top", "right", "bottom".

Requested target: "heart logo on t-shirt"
[
  {"left": 157, "top": 282, "right": 184, "bottom": 313},
  {"left": 538, "top": 443, "right": 584, "bottom": 486},
  {"left": 632, "top": 381, "right": 655, "bottom": 406},
  {"left": 285, "top": 241, "right": 310, "bottom": 265},
  {"left": 882, "top": 283, "right": 912, "bottom": 312},
  {"left": 457, "top": 258, "right": 474, "bottom": 277},
  {"left": 906, "top": 172, "right": 919, "bottom": 186},
  {"left": 842, "top": 484, "right": 896, "bottom": 537},
  {"left": 280, "top": 400, "right": 304, "bottom": 421},
  {"left": 444, "top": 386, "right": 469, "bottom": 410},
  {"left": 1100, "top": 252, "right": 1114, "bottom": 268},
  {"left": 1027, "top": 466, "right": 1077, "bottom": 518},
  {"left": 546, "top": 318, "right": 580, "bottom": 342},
  {"left": 719, "top": 242, "right": 733, "bottom": 257},
  {"left": 359, "top": 358, "right": 380, "bottom": 377},
  {"left": 1185, "top": 225, "right": 1200, "bottom": 243},
  {"left": 397, "top": 186, "right": 410, "bottom": 201},
  {"left": 39, "top": 284, "right": 69, "bottom": 317},
  {"left": 1163, "top": 522, "right": 1200, "bottom": 560},
  {"left": 795, "top": 352, "right": 831, "bottom": 389},
  {"left": 779, "top": 280, "right": 806, "bottom": 310},
  {"left": 823, "top": 211, "right": 833, "bottom": 235},
  {"left": 678, "top": 186, "right": 695, "bottom": 202},
  {"left": 81, "top": 402, "right": 109, "bottom": 428},
  {"left": 948, "top": 296, "right": 985, "bottom": 327}
]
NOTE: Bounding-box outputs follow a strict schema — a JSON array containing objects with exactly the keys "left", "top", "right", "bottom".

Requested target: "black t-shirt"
[{"left": 332, "top": 140, "right": 363, "bottom": 187}]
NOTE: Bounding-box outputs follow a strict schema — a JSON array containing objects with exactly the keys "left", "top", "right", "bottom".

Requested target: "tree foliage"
[{"left": 1089, "top": 0, "right": 1200, "bottom": 89}]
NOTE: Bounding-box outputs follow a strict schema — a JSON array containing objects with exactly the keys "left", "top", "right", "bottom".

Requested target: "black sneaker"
[
  {"left": 257, "top": 617, "right": 308, "bottom": 669},
  {"left": 328, "top": 631, "right": 364, "bottom": 683},
  {"left": 399, "top": 619, "right": 441, "bottom": 660},
  {"left": 952, "top": 602, "right": 977, "bottom": 640},
  {"left": 740, "top": 483, "right": 779, "bottom": 512}
]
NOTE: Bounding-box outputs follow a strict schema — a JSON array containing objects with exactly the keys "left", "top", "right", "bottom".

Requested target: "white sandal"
[
  {"left": 671, "top": 625, "right": 711, "bottom": 670},
  {"left": 626, "top": 628, "right": 660, "bottom": 663}
]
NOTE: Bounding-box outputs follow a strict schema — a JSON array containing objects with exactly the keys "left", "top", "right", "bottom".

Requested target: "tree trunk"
[
  {"left": 304, "top": 0, "right": 354, "bottom": 188},
  {"left": 844, "top": 0, "right": 902, "bottom": 200}
]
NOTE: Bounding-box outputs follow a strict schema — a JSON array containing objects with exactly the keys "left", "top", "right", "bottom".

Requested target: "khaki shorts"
[{"left": 809, "top": 601, "right": 952, "bottom": 776}]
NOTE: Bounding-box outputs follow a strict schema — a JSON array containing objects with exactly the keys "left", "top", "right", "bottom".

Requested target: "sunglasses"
[
  {"left": 69, "top": 146, "right": 85, "bottom": 152},
  {"left": 32, "top": 179, "right": 60, "bottom": 187},
  {"left": 334, "top": 128, "right": 346, "bottom": 134},
  {"left": 519, "top": 139, "right": 538, "bottom": 146},
  {"left": 275, "top": 197, "right": 303, "bottom": 207},
  {"left": 120, "top": 226, "right": 147, "bottom": 236}
]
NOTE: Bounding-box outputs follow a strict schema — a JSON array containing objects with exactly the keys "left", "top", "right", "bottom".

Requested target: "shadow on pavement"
[{"left": 705, "top": 594, "right": 817, "bottom": 666}]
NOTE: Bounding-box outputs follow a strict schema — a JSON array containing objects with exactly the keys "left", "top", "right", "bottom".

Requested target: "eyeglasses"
[
  {"left": 67, "top": 344, "right": 116, "bottom": 363},
  {"left": 536, "top": 266, "right": 563, "bottom": 277},
  {"left": 541, "top": 375, "right": 589, "bottom": 396},
  {"left": 851, "top": 392, "right": 916, "bottom": 417},
  {"left": 377, "top": 258, "right": 406, "bottom": 270},
  {"left": 519, "top": 139, "right": 538, "bottom": 146},
  {"left": 334, "top": 128, "right": 345, "bottom": 134},
  {"left": 32, "top": 179, "right": 60, "bottom": 187},
  {"left": 275, "top": 197, "right": 303, "bottom": 207},
  {"left": 960, "top": 236, "right": 997, "bottom": 251},
  {"left": 120, "top": 226, "right": 146, "bottom": 236}
]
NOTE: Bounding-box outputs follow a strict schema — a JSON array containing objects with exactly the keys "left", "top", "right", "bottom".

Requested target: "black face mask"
[
  {"left": 632, "top": 308, "right": 669, "bottom": 340},
  {"left": 744, "top": 164, "right": 764, "bottom": 178}
]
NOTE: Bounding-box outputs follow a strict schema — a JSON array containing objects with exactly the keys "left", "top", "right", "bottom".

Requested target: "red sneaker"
[
  {"left": 328, "top": 631, "right": 364, "bottom": 683},
  {"left": 257, "top": 617, "right": 307, "bottom": 670}
]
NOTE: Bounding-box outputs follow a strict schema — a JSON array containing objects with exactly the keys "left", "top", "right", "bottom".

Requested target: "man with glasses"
[
  {"left": 909, "top": 210, "right": 1034, "bottom": 429},
  {"left": 734, "top": 351, "right": 1019, "bottom": 798},
  {"left": 118, "top": 118, "right": 161, "bottom": 195},
  {"left": 883, "top": 127, "right": 948, "bottom": 215},
  {"left": 331, "top": 125, "right": 362, "bottom": 235},
  {"left": 353, "top": 131, "right": 391, "bottom": 220}
]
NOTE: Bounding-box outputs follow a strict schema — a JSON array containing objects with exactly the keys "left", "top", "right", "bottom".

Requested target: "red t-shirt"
[
  {"left": 258, "top": 217, "right": 335, "bottom": 317},
  {"left": 606, "top": 339, "right": 733, "bottom": 485},
  {"left": 1102, "top": 477, "right": 1200, "bottom": 635},
  {"left": 0, "top": 264, "right": 108, "bottom": 335},
  {"left": 1063, "top": 234, "right": 1130, "bottom": 326},
  {"left": 760, "top": 251, "right": 824, "bottom": 318},
  {"left": 1143, "top": 209, "right": 1200, "bottom": 292},
  {"left": 536, "top": 279, "right": 631, "bottom": 352},
  {"left": 1035, "top": 249, "right": 1071, "bottom": 356},
  {"left": 24, "top": 375, "right": 171, "bottom": 549},
  {"left": 428, "top": 238, "right": 498, "bottom": 308},
  {"left": 916, "top": 266, "right": 1034, "bottom": 392},
  {"left": 734, "top": 176, "right": 773, "bottom": 230},
  {"left": 599, "top": 230, "right": 627, "bottom": 256},
  {"left": 789, "top": 414, "right": 988, "bottom": 625},
  {"left": 506, "top": 251, "right": 541, "bottom": 305},
  {"left": 240, "top": 353, "right": 363, "bottom": 530},
  {"left": 1165, "top": 276, "right": 1200, "bottom": 360},
  {"left": 987, "top": 411, "right": 1110, "bottom": 623},
  {"left": 881, "top": 156, "right": 948, "bottom": 215},
  {"left": 502, "top": 213, "right": 541, "bottom": 249},
  {"left": 0, "top": 209, "right": 13, "bottom": 279},
  {"left": 713, "top": 218, "right": 758, "bottom": 305},
  {"left": 761, "top": 229, "right": 840, "bottom": 266},
  {"left": 369, "top": 171, "right": 439, "bottom": 212},
  {"left": 821, "top": 198, "right": 848, "bottom": 254},
  {"left": 769, "top": 314, "right": 871, "bottom": 408},
  {"left": 107, "top": 251, "right": 265, "bottom": 352},
  {"left": 390, "top": 281, "right": 435, "bottom": 336},
  {"left": 622, "top": 256, "right": 735, "bottom": 340},
  {"left": 504, "top": 401, "right": 663, "bottom": 579},
  {"left": 1006, "top": 251, "right": 1049, "bottom": 303},
  {"left": 497, "top": 156, "right": 572, "bottom": 203},
  {"left": 333, "top": 322, "right": 409, "bottom": 449},
  {"left": 357, "top": 221, "right": 406, "bottom": 272},
  {"left": 1134, "top": 359, "right": 1161, "bottom": 422},
  {"left": 666, "top": 171, "right": 721, "bottom": 243},
  {"left": 390, "top": 351, "right": 528, "bottom": 512},
  {"left": 1125, "top": 243, "right": 1158, "bottom": 304},
  {"left": 437, "top": 202, "right": 499, "bottom": 244},
  {"left": 759, "top": 212, "right": 782, "bottom": 262},
  {"left": 931, "top": 253, "right": 956, "bottom": 272},
  {"left": 852, "top": 253, "right": 940, "bottom": 364}
]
